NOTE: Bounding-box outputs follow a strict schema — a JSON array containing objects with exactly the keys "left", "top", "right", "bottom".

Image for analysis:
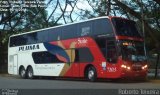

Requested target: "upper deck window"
[
  {"left": 93, "top": 18, "right": 113, "bottom": 35},
  {"left": 112, "top": 18, "right": 142, "bottom": 38}
]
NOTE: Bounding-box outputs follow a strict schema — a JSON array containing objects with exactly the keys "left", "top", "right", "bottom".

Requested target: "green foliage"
[{"left": 0, "top": 1, "right": 61, "bottom": 44}]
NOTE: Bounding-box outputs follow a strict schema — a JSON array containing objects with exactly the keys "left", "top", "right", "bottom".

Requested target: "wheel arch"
[
  {"left": 84, "top": 64, "right": 96, "bottom": 78},
  {"left": 19, "top": 65, "right": 25, "bottom": 75},
  {"left": 26, "top": 65, "right": 33, "bottom": 70},
  {"left": 26, "top": 65, "right": 34, "bottom": 79}
]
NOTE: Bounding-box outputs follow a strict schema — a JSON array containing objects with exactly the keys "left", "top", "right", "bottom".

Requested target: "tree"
[
  {"left": 0, "top": 0, "right": 80, "bottom": 73},
  {"left": 0, "top": 0, "right": 60, "bottom": 73}
]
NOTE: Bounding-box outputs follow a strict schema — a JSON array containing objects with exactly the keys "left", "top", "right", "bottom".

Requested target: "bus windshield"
[
  {"left": 120, "top": 40, "right": 146, "bottom": 62},
  {"left": 112, "top": 18, "right": 142, "bottom": 38}
]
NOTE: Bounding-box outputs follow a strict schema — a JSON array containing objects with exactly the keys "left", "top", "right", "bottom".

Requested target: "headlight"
[
  {"left": 142, "top": 65, "right": 148, "bottom": 70},
  {"left": 121, "top": 64, "right": 130, "bottom": 70}
]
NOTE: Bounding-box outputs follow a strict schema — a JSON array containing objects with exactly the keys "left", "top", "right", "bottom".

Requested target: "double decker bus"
[{"left": 8, "top": 16, "right": 148, "bottom": 81}]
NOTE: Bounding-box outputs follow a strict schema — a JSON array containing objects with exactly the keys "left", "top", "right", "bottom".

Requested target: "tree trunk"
[
  {"left": 0, "top": 32, "right": 2, "bottom": 73},
  {"left": 106, "top": 0, "right": 111, "bottom": 16},
  {"left": 155, "top": 52, "right": 160, "bottom": 78}
]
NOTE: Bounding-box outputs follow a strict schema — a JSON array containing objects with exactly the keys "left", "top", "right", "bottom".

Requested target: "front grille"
[
  {"left": 132, "top": 67, "right": 142, "bottom": 71},
  {"left": 132, "top": 64, "right": 142, "bottom": 71}
]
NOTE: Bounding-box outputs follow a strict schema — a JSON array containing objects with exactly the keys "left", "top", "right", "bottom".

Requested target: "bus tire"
[
  {"left": 19, "top": 67, "right": 26, "bottom": 79},
  {"left": 87, "top": 66, "right": 97, "bottom": 82},
  {"left": 26, "top": 67, "right": 34, "bottom": 79}
]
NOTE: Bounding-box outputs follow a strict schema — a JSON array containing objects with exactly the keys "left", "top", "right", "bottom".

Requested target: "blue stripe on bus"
[{"left": 44, "top": 42, "right": 70, "bottom": 63}]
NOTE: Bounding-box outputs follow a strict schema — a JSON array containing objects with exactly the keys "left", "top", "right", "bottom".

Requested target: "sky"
[{"left": 46, "top": 0, "right": 94, "bottom": 24}]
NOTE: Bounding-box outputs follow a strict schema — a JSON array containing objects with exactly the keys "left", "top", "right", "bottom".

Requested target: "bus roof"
[{"left": 10, "top": 16, "right": 111, "bottom": 37}]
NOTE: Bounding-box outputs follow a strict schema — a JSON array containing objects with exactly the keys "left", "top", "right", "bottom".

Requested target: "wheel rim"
[
  {"left": 28, "top": 70, "right": 33, "bottom": 78},
  {"left": 21, "top": 69, "right": 25, "bottom": 77},
  {"left": 88, "top": 70, "right": 94, "bottom": 80}
]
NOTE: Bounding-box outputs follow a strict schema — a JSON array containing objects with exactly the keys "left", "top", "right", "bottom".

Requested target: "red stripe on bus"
[{"left": 115, "top": 36, "right": 143, "bottom": 41}]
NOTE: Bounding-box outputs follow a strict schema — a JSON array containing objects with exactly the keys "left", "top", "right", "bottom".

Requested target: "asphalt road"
[
  {"left": 0, "top": 75, "right": 160, "bottom": 89},
  {"left": 0, "top": 75, "right": 160, "bottom": 95}
]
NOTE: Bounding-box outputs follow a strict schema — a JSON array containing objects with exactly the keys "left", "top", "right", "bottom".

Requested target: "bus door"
[
  {"left": 106, "top": 38, "right": 119, "bottom": 77},
  {"left": 13, "top": 54, "right": 18, "bottom": 75},
  {"left": 72, "top": 48, "right": 93, "bottom": 77}
]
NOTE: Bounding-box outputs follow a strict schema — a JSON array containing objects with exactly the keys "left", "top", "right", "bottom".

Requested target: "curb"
[
  {"left": 0, "top": 74, "right": 20, "bottom": 78},
  {"left": 150, "top": 80, "right": 160, "bottom": 83},
  {"left": 0, "top": 74, "right": 10, "bottom": 77}
]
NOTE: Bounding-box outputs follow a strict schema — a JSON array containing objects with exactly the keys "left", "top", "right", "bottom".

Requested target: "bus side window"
[
  {"left": 106, "top": 40, "right": 118, "bottom": 63},
  {"left": 74, "top": 48, "right": 93, "bottom": 63},
  {"left": 32, "top": 51, "right": 64, "bottom": 64}
]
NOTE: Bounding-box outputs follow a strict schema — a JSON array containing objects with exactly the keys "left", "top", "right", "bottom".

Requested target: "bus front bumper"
[{"left": 120, "top": 70, "right": 148, "bottom": 80}]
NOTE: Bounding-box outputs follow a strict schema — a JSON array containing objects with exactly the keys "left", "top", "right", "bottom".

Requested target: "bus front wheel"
[
  {"left": 26, "top": 67, "right": 34, "bottom": 79},
  {"left": 87, "top": 66, "right": 97, "bottom": 82},
  {"left": 19, "top": 67, "right": 26, "bottom": 79}
]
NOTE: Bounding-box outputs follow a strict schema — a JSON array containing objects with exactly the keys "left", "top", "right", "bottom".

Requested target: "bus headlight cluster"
[
  {"left": 121, "top": 65, "right": 126, "bottom": 68},
  {"left": 142, "top": 65, "right": 148, "bottom": 70},
  {"left": 121, "top": 65, "right": 130, "bottom": 70}
]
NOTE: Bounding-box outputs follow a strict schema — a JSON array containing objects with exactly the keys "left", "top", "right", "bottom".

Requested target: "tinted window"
[
  {"left": 61, "top": 25, "right": 77, "bottom": 39},
  {"left": 10, "top": 35, "right": 27, "bottom": 47},
  {"left": 95, "top": 37, "right": 118, "bottom": 63},
  {"left": 120, "top": 40, "right": 146, "bottom": 62},
  {"left": 48, "top": 28, "right": 61, "bottom": 41},
  {"left": 10, "top": 32, "right": 38, "bottom": 47},
  {"left": 78, "top": 21, "right": 92, "bottom": 37},
  {"left": 32, "top": 51, "right": 64, "bottom": 64},
  {"left": 9, "top": 37, "right": 14, "bottom": 47},
  {"left": 24, "top": 32, "right": 38, "bottom": 44},
  {"left": 95, "top": 38, "right": 106, "bottom": 57},
  {"left": 74, "top": 48, "right": 93, "bottom": 63},
  {"left": 37, "top": 30, "right": 48, "bottom": 43},
  {"left": 112, "top": 18, "right": 141, "bottom": 37},
  {"left": 94, "top": 18, "right": 113, "bottom": 35},
  {"left": 106, "top": 38, "right": 118, "bottom": 63}
]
